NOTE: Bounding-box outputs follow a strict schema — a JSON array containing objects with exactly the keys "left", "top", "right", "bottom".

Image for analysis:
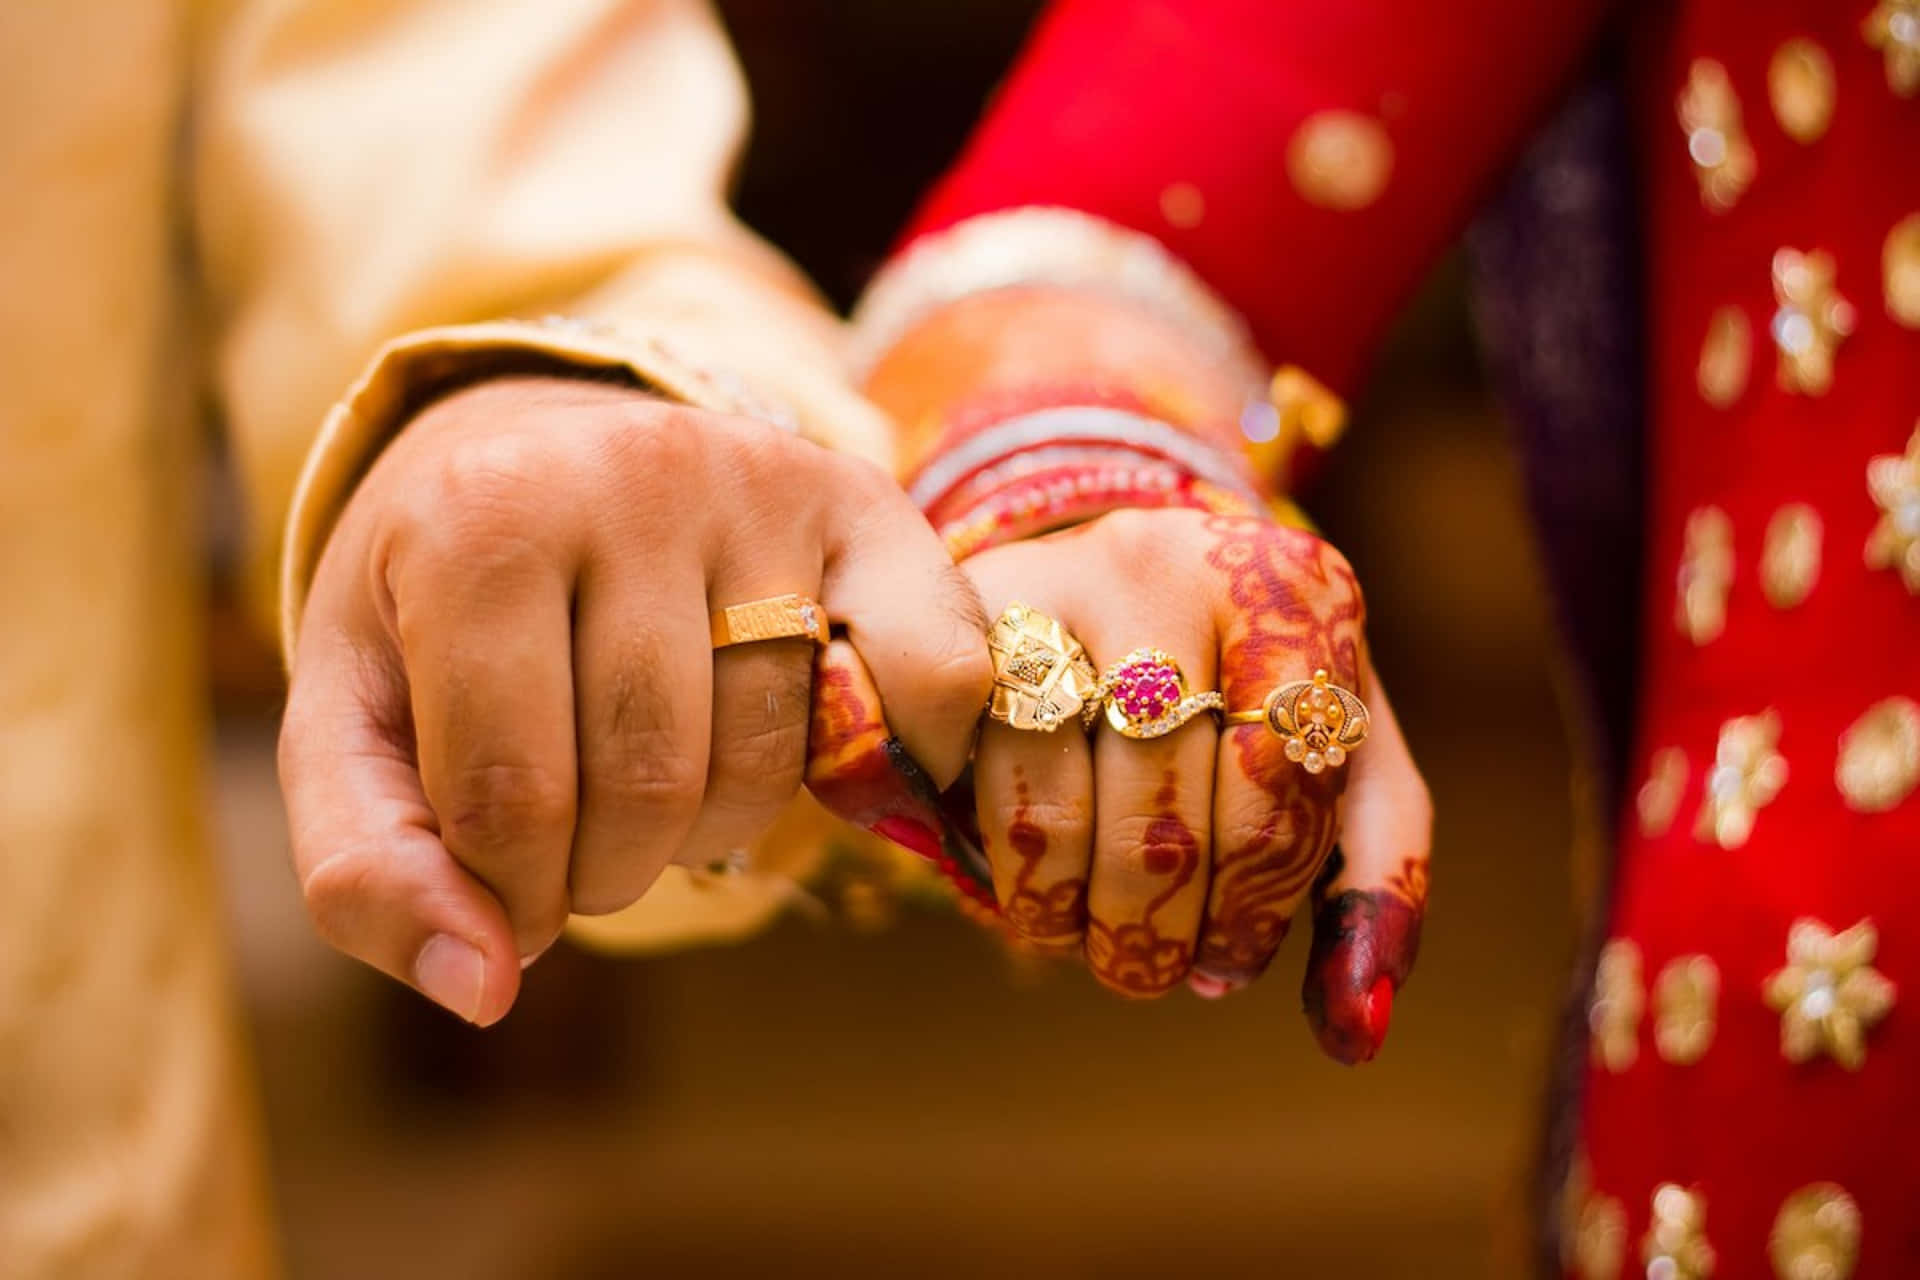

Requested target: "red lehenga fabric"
[{"left": 900, "top": 1, "right": 1920, "bottom": 1273}]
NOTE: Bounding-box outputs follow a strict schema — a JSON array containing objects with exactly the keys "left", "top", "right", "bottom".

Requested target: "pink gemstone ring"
[
  {"left": 1224, "top": 668, "right": 1370, "bottom": 773},
  {"left": 1083, "top": 647, "right": 1225, "bottom": 740}
]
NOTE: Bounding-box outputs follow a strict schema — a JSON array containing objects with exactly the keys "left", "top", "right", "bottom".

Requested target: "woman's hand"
[
  {"left": 278, "top": 377, "right": 991, "bottom": 1024},
  {"left": 963, "top": 507, "right": 1431, "bottom": 1061}
]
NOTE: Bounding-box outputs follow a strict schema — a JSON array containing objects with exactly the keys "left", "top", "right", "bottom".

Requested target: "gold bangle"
[{"left": 709, "top": 594, "right": 828, "bottom": 649}]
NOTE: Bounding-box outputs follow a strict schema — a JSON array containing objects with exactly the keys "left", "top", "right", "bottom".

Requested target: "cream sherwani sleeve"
[
  {"left": 195, "top": 0, "right": 893, "bottom": 954},
  {"left": 0, "top": 2, "right": 879, "bottom": 1274}
]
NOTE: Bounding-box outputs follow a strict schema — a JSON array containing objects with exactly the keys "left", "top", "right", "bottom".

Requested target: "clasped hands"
[{"left": 280, "top": 374, "right": 1431, "bottom": 1065}]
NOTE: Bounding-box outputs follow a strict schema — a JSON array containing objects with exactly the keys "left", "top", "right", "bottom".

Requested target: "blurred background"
[{"left": 205, "top": 3, "right": 1586, "bottom": 1275}]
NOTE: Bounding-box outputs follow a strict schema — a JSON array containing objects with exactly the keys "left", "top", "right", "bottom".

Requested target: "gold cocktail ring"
[
  {"left": 1084, "top": 648, "right": 1225, "bottom": 740},
  {"left": 1224, "top": 668, "right": 1369, "bottom": 773},
  {"left": 709, "top": 593, "right": 829, "bottom": 649},
  {"left": 986, "top": 603, "right": 1098, "bottom": 731}
]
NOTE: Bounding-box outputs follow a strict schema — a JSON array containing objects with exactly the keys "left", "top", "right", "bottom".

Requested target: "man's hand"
[{"left": 278, "top": 378, "right": 990, "bottom": 1024}]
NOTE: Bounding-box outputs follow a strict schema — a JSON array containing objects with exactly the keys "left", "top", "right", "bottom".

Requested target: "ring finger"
[{"left": 1082, "top": 612, "right": 1219, "bottom": 999}]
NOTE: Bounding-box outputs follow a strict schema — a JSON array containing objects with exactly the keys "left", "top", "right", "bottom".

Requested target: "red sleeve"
[{"left": 907, "top": 0, "right": 1617, "bottom": 395}]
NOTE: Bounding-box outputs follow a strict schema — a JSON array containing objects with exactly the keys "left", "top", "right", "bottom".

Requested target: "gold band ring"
[
  {"left": 1083, "top": 648, "right": 1225, "bottom": 740},
  {"left": 709, "top": 593, "right": 828, "bottom": 649},
  {"left": 1225, "top": 668, "right": 1369, "bottom": 773},
  {"left": 986, "top": 603, "right": 1098, "bottom": 731}
]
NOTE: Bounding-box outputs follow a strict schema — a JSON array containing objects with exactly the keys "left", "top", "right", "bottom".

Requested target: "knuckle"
[
  {"left": 299, "top": 852, "right": 379, "bottom": 954},
  {"left": 441, "top": 760, "right": 575, "bottom": 855},
  {"left": 586, "top": 736, "right": 706, "bottom": 821},
  {"left": 597, "top": 400, "right": 704, "bottom": 481},
  {"left": 708, "top": 673, "right": 813, "bottom": 805},
  {"left": 987, "top": 794, "right": 1092, "bottom": 853},
  {"left": 433, "top": 430, "right": 555, "bottom": 512},
  {"left": 584, "top": 655, "right": 707, "bottom": 821},
  {"left": 912, "top": 632, "right": 997, "bottom": 727}
]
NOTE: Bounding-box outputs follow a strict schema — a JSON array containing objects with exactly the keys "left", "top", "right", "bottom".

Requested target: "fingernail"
[
  {"left": 869, "top": 816, "right": 941, "bottom": 861},
  {"left": 1188, "top": 973, "right": 1233, "bottom": 1000},
  {"left": 1364, "top": 975, "right": 1396, "bottom": 1055},
  {"left": 415, "top": 934, "right": 486, "bottom": 1024}
]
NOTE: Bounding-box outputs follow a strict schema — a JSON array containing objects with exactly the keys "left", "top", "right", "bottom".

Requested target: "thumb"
[
  {"left": 819, "top": 461, "right": 994, "bottom": 788},
  {"left": 1301, "top": 658, "right": 1432, "bottom": 1064}
]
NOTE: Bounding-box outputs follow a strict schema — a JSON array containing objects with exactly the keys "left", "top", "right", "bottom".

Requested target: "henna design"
[
  {"left": 999, "top": 776, "right": 1086, "bottom": 948},
  {"left": 804, "top": 646, "right": 996, "bottom": 904},
  {"left": 1086, "top": 772, "right": 1199, "bottom": 997},
  {"left": 1301, "top": 849, "right": 1428, "bottom": 1065},
  {"left": 1193, "top": 517, "right": 1366, "bottom": 986}
]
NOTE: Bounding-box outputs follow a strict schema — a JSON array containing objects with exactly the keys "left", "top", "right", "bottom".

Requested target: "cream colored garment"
[{"left": 1, "top": 0, "right": 879, "bottom": 1272}]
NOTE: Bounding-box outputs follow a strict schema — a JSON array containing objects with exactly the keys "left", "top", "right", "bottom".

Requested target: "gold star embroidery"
[
  {"left": 1638, "top": 747, "right": 1688, "bottom": 837},
  {"left": 1769, "top": 39, "right": 1836, "bottom": 143},
  {"left": 1286, "top": 111, "right": 1393, "bottom": 211},
  {"left": 1770, "top": 1183, "right": 1862, "bottom": 1280},
  {"left": 1676, "top": 506, "right": 1734, "bottom": 645},
  {"left": 1678, "top": 59, "right": 1756, "bottom": 212},
  {"left": 1865, "top": 425, "right": 1920, "bottom": 592},
  {"left": 1697, "top": 306, "right": 1752, "bottom": 407},
  {"left": 1590, "top": 939, "right": 1644, "bottom": 1072},
  {"left": 1761, "top": 503, "right": 1823, "bottom": 609},
  {"left": 1865, "top": 0, "right": 1920, "bottom": 97},
  {"left": 1644, "top": 1184, "right": 1716, "bottom": 1280},
  {"left": 1763, "top": 918, "right": 1897, "bottom": 1070},
  {"left": 1836, "top": 696, "right": 1920, "bottom": 813},
  {"left": 1772, "top": 249, "right": 1856, "bottom": 394},
  {"left": 1654, "top": 955, "right": 1720, "bottom": 1066},
  {"left": 1696, "top": 710, "right": 1788, "bottom": 849},
  {"left": 1886, "top": 214, "right": 1920, "bottom": 328}
]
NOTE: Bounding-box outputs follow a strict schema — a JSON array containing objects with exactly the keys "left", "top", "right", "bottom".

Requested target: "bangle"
[
  {"left": 911, "top": 403, "right": 1263, "bottom": 517},
  {"left": 849, "top": 207, "right": 1268, "bottom": 396}
]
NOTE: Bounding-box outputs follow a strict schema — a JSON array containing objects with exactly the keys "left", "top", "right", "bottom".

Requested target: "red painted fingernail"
[
  {"left": 870, "top": 817, "right": 941, "bottom": 861},
  {"left": 1364, "top": 976, "right": 1396, "bottom": 1055},
  {"left": 1188, "top": 973, "right": 1233, "bottom": 1000}
]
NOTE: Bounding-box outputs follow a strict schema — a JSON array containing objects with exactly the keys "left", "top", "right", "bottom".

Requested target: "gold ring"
[
  {"left": 1225, "top": 668, "right": 1369, "bottom": 773},
  {"left": 1083, "top": 647, "right": 1225, "bottom": 740},
  {"left": 709, "top": 593, "right": 828, "bottom": 649},
  {"left": 986, "top": 603, "right": 1097, "bottom": 731}
]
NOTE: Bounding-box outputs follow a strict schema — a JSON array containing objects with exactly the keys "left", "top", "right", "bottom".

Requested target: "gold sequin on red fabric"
[
  {"left": 1884, "top": 214, "right": 1920, "bottom": 327},
  {"left": 1698, "top": 306, "right": 1752, "bottom": 407},
  {"left": 1654, "top": 955, "right": 1720, "bottom": 1066},
  {"left": 1865, "top": 0, "right": 1920, "bottom": 96},
  {"left": 1770, "top": 1183, "right": 1862, "bottom": 1280},
  {"left": 1865, "top": 424, "right": 1920, "bottom": 592},
  {"left": 1762, "top": 503, "right": 1823, "bottom": 609},
  {"left": 1158, "top": 182, "right": 1206, "bottom": 230},
  {"left": 1562, "top": 1155, "right": 1625, "bottom": 1280},
  {"left": 1679, "top": 59, "right": 1756, "bottom": 213},
  {"left": 1639, "top": 747, "right": 1689, "bottom": 837},
  {"left": 1697, "top": 710, "right": 1788, "bottom": 849},
  {"left": 1763, "top": 918, "right": 1896, "bottom": 1070},
  {"left": 1836, "top": 696, "right": 1920, "bottom": 812},
  {"left": 1644, "top": 1184, "right": 1717, "bottom": 1280},
  {"left": 1772, "top": 249, "right": 1856, "bottom": 395},
  {"left": 1575, "top": 1189, "right": 1628, "bottom": 1280},
  {"left": 1286, "top": 110, "right": 1393, "bottom": 211},
  {"left": 1677, "top": 506, "right": 1734, "bottom": 645},
  {"left": 1590, "top": 939, "right": 1644, "bottom": 1072},
  {"left": 1770, "top": 39, "right": 1837, "bottom": 142}
]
